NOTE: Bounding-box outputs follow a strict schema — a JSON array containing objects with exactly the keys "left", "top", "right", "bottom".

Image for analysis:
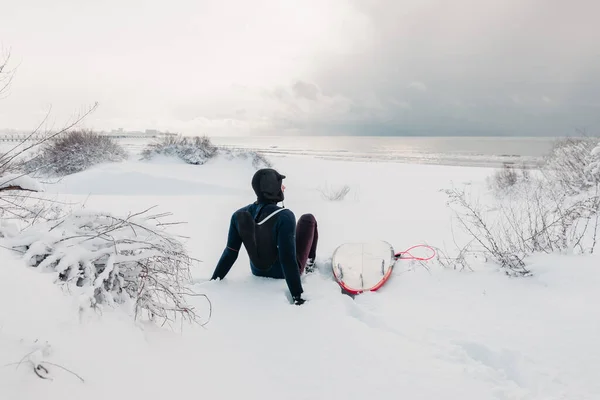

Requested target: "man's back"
[
  {"left": 237, "top": 202, "right": 295, "bottom": 276},
  {"left": 211, "top": 168, "right": 308, "bottom": 303},
  {"left": 212, "top": 202, "right": 303, "bottom": 298}
]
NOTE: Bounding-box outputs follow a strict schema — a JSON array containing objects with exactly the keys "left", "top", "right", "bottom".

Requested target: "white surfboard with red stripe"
[{"left": 332, "top": 241, "right": 396, "bottom": 295}]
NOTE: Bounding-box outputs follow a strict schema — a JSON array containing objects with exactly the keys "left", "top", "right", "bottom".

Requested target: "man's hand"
[{"left": 293, "top": 295, "right": 305, "bottom": 305}]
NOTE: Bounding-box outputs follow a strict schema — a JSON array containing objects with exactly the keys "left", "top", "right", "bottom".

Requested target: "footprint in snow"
[{"left": 453, "top": 340, "right": 536, "bottom": 391}]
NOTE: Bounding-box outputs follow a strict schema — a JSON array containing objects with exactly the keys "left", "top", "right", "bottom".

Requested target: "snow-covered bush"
[
  {"left": 444, "top": 136, "right": 600, "bottom": 276},
  {"left": 249, "top": 151, "right": 272, "bottom": 169},
  {"left": 584, "top": 142, "right": 600, "bottom": 185},
  {"left": 141, "top": 135, "right": 219, "bottom": 165},
  {"left": 219, "top": 147, "right": 272, "bottom": 169},
  {"left": 21, "top": 130, "right": 128, "bottom": 177},
  {"left": 445, "top": 182, "right": 600, "bottom": 275},
  {"left": 2, "top": 208, "right": 204, "bottom": 325},
  {"left": 141, "top": 135, "right": 271, "bottom": 169},
  {"left": 540, "top": 137, "right": 600, "bottom": 195}
]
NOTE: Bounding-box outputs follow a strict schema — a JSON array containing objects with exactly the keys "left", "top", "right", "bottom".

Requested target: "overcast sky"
[{"left": 1, "top": 0, "right": 599, "bottom": 136}]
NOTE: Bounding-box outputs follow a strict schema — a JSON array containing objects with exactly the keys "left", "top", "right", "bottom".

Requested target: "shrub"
[
  {"left": 443, "top": 183, "right": 600, "bottom": 276},
  {"left": 490, "top": 163, "right": 518, "bottom": 190},
  {"left": 141, "top": 134, "right": 271, "bottom": 168},
  {"left": 443, "top": 136, "right": 600, "bottom": 276},
  {"left": 250, "top": 152, "right": 272, "bottom": 169},
  {"left": 487, "top": 163, "right": 531, "bottom": 193},
  {"left": 2, "top": 208, "right": 207, "bottom": 326},
  {"left": 540, "top": 137, "right": 600, "bottom": 195},
  {"left": 585, "top": 142, "right": 600, "bottom": 185},
  {"left": 318, "top": 184, "right": 351, "bottom": 201},
  {"left": 443, "top": 187, "right": 531, "bottom": 276},
  {"left": 21, "top": 130, "right": 128, "bottom": 177},
  {"left": 141, "top": 135, "right": 218, "bottom": 165},
  {"left": 220, "top": 147, "right": 272, "bottom": 169}
]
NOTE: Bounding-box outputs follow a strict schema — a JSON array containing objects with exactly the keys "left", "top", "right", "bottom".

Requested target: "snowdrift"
[{"left": 1, "top": 153, "right": 599, "bottom": 400}]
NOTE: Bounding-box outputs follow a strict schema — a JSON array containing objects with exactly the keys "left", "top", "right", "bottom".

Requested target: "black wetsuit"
[{"left": 211, "top": 202, "right": 304, "bottom": 299}]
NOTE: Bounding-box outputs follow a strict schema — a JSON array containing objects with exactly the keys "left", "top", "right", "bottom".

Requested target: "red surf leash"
[{"left": 394, "top": 244, "right": 436, "bottom": 261}]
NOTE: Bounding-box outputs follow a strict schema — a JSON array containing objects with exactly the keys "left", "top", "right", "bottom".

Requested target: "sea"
[
  {"left": 0, "top": 134, "right": 570, "bottom": 169},
  {"left": 207, "top": 136, "right": 564, "bottom": 168}
]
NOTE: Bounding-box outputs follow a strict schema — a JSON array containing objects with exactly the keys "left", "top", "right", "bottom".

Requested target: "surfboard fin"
[{"left": 337, "top": 263, "right": 344, "bottom": 279}]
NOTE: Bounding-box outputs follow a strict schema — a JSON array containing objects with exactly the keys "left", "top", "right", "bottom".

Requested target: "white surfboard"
[{"left": 331, "top": 241, "right": 396, "bottom": 294}]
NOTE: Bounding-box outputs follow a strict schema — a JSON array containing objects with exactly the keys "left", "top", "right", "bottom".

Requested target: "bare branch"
[
  {"left": 0, "top": 48, "right": 16, "bottom": 98},
  {"left": 0, "top": 185, "right": 38, "bottom": 193},
  {"left": 40, "top": 362, "right": 85, "bottom": 383},
  {"left": 0, "top": 106, "right": 53, "bottom": 167},
  {"left": 0, "top": 102, "right": 99, "bottom": 172}
]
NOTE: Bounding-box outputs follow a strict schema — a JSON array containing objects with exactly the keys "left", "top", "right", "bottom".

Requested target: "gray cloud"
[
  {"left": 1, "top": 0, "right": 599, "bottom": 136},
  {"left": 292, "top": 81, "right": 320, "bottom": 101},
  {"left": 306, "top": 0, "right": 600, "bottom": 135}
]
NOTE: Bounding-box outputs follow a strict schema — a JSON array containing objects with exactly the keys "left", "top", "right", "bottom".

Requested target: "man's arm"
[
  {"left": 211, "top": 213, "right": 242, "bottom": 280},
  {"left": 276, "top": 210, "right": 304, "bottom": 301}
]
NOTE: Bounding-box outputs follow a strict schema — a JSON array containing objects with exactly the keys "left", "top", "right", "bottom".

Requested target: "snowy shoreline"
[
  {"left": 214, "top": 144, "right": 540, "bottom": 168},
  {"left": 0, "top": 135, "right": 557, "bottom": 168},
  {"left": 108, "top": 136, "right": 560, "bottom": 169}
]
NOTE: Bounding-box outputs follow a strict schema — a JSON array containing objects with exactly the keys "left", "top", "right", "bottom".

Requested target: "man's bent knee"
[{"left": 299, "top": 213, "right": 316, "bottom": 225}]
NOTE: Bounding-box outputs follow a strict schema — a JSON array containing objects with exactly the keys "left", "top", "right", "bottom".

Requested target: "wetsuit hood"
[{"left": 251, "top": 168, "right": 286, "bottom": 204}]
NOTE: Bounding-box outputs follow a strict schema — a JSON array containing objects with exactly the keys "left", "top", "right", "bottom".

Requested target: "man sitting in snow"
[{"left": 210, "top": 168, "right": 318, "bottom": 305}]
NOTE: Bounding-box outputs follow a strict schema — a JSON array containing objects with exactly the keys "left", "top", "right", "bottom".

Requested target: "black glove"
[{"left": 292, "top": 296, "right": 305, "bottom": 305}]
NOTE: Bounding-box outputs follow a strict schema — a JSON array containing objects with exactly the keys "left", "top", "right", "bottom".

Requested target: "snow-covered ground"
[{"left": 1, "top": 146, "right": 599, "bottom": 400}]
